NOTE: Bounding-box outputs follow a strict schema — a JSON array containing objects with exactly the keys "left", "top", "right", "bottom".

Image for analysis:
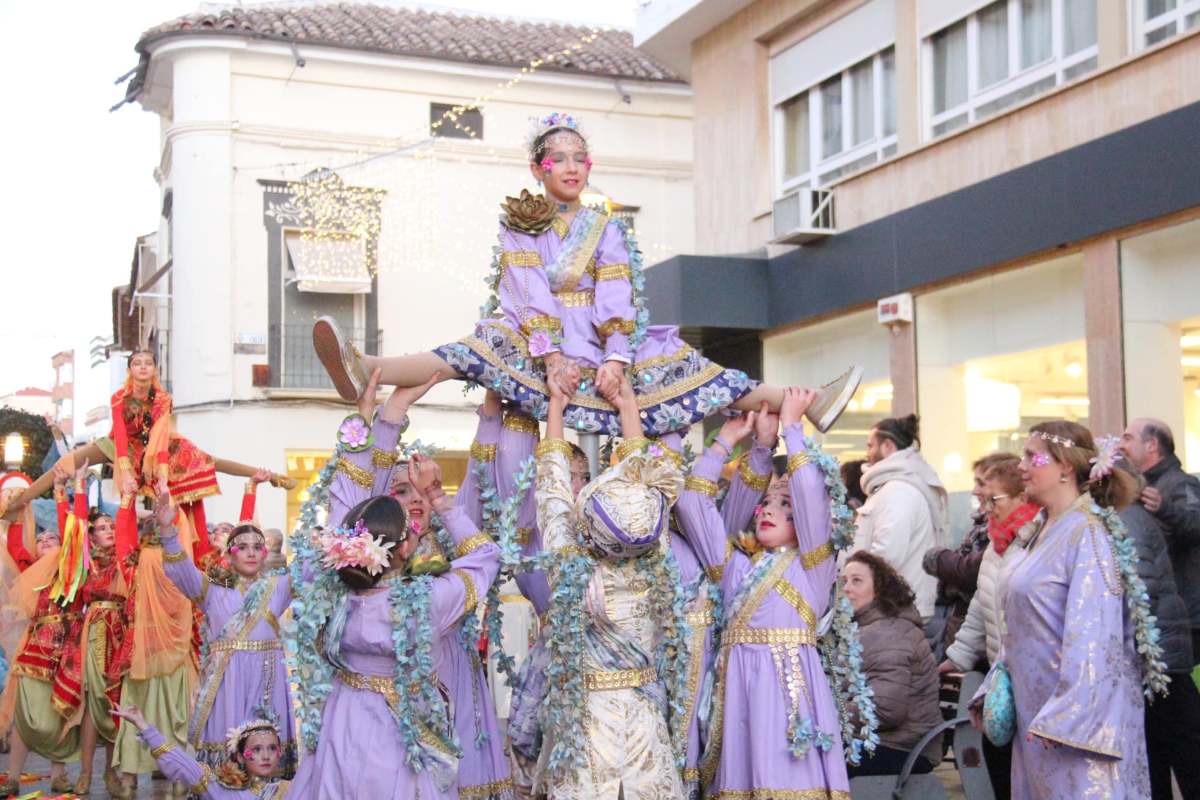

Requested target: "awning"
[{"left": 285, "top": 230, "right": 372, "bottom": 294}]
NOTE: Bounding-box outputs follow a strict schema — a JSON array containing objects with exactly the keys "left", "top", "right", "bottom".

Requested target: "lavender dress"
[
  {"left": 979, "top": 495, "right": 1150, "bottom": 798},
  {"left": 675, "top": 424, "right": 850, "bottom": 800},
  {"left": 434, "top": 210, "right": 755, "bottom": 436},
  {"left": 161, "top": 537, "right": 295, "bottom": 775},
  {"left": 287, "top": 413, "right": 502, "bottom": 800},
  {"left": 137, "top": 724, "right": 288, "bottom": 799}
]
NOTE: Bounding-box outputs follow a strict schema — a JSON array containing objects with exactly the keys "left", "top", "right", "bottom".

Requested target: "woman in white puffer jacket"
[{"left": 941, "top": 455, "right": 1039, "bottom": 800}]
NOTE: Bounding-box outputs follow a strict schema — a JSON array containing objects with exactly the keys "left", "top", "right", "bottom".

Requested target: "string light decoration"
[{"left": 284, "top": 170, "right": 385, "bottom": 284}]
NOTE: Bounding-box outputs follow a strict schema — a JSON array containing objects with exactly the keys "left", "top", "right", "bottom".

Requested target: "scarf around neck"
[{"left": 988, "top": 503, "right": 1040, "bottom": 556}]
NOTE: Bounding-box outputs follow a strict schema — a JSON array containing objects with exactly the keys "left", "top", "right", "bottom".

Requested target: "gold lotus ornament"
[{"left": 501, "top": 189, "right": 557, "bottom": 235}]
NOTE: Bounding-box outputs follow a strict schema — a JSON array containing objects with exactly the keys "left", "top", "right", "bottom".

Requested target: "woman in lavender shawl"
[{"left": 969, "top": 420, "right": 1166, "bottom": 798}]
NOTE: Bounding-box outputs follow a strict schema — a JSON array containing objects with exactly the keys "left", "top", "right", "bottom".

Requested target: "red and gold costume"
[{"left": 110, "top": 376, "right": 218, "bottom": 564}]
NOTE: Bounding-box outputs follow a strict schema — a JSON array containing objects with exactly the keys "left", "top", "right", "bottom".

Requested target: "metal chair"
[{"left": 848, "top": 716, "right": 967, "bottom": 800}]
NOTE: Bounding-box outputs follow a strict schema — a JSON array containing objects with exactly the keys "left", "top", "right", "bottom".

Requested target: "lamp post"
[{"left": 3, "top": 432, "right": 24, "bottom": 470}]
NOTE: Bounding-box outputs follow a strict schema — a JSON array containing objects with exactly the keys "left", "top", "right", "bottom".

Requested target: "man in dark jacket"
[{"left": 1121, "top": 423, "right": 1200, "bottom": 800}]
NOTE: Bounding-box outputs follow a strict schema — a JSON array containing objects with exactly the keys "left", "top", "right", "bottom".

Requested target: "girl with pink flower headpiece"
[{"left": 313, "top": 113, "right": 862, "bottom": 440}]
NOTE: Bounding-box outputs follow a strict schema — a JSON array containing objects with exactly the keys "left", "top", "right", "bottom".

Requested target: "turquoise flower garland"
[
  {"left": 1093, "top": 503, "right": 1170, "bottom": 698},
  {"left": 613, "top": 217, "right": 650, "bottom": 350},
  {"left": 387, "top": 573, "right": 462, "bottom": 776},
  {"left": 803, "top": 441, "right": 857, "bottom": 551},
  {"left": 285, "top": 457, "right": 341, "bottom": 752},
  {"left": 819, "top": 592, "right": 880, "bottom": 764},
  {"left": 635, "top": 548, "right": 693, "bottom": 769}
]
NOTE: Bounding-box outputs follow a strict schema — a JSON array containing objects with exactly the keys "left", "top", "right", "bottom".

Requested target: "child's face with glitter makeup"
[
  {"left": 754, "top": 483, "right": 797, "bottom": 549},
  {"left": 531, "top": 131, "right": 591, "bottom": 204},
  {"left": 239, "top": 731, "right": 281, "bottom": 777}
]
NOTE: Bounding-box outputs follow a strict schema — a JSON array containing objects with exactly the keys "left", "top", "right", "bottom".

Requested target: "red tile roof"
[
  {"left": 10, "top": 387, "right": 51, "bottom": 397},
  {"left": 137, "top": 3, "right": 684, "bottom": 84}
]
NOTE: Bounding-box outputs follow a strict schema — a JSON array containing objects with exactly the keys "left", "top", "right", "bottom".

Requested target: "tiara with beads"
[
  {"left": 525, "top": 112, "right": 586, "bottom": 157},
  {"left": 1031, "top": 430, "right": 1075, "bottom": 448},
  {"left": 224, "top": 719, "right": 279, "bottom": 759}
]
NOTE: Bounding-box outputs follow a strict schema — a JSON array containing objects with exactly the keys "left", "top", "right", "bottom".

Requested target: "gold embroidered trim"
[
  {"left": 787, "top": 452, "right": 813, "bottom": 474},
  {"left": 371, "top": 449, "right": 399, "bottom": 469},
  {"left": 800, "top": 542, "right": 833, "bottom": 570},
  {"left": 738, "top": 459, "right": 771, "bottom": 492},
  {"left": 657, "top": 445, "right": 684, "bottom": 469},
  {"left": 243, "top": 483, "right": 258, "bottom": 496},
  {"left": 597, "top": 317, "right": 636, "bottom": 341},
  {"left": 461, "top": 332, "right": 725, "bottom": 412},
  {"left": 503, "top": 413, "right": 540, "bottom": 435},
  {"left": 89, "top": 600, "right": 122, "bottom": 612},
  {"left": 550, "top": 217, "right": 570, "bottom": 239},
  {"left": 453, "top": 568, "right": 478, "bottom": 616},
  {"left": 554, "top": 289, "right": 594, "bottom": 308},
  {"left": 706, "top": 565, "right": 724, "bottom": 582},
  {"left": 583, "top": 666, "right": 658, "bottom": 691},
  {"left": 686, "top": 608, "right": 715, "bottom": 627},
  {"left": 774, "top": 580, "right": 817, "bottom": 629},
  {"left": 594, "top": 263, "right": 632, "bottom": 281},
  {"left": 685, "top": 476, "right": 719, "bottom": 497},
  {"left": 723, "top": 627, "right": 817, "bottom": 647},
  {"left": 499, "top": 250, "right": 541, "bottom": 269},
  {"left": 189, "top": 766, "right": 213, "bottom": 795},
  {"left": 519, "top": 315, "right": 562, "bottom": 337},
  {"left": 535, "top": 439, "right": 574, "bottom": 459},
  {"left": 615, "top": 437, "right": 651, "bottom": 462},
  {"left": 469, "top": 442, "right": 497, "bottom": 462},
  {"left": 560, "top": 211, "right": 610, "bottom": 292},
  {"left": 150, "top": 741, "right": 175, "bottom": 759},
  {"left": 459, "top": 778, "right": 517, "bottom": 799},
  {"left": 209, "top": 638, "right": 283, "bottom": 653},
  {"left": 515, "top": 527, "right": 533, "bottom": 546},
  {"left": 336, "top": 457, "right": 374, "bottom": 489},
  {"left": 163, "top": 549, "right": 188, "bottom": 563},
  {"left": 683, "top": 767, "right": 701, "bottom": 783},
  {"left": 455, "top": 533, "right": 492, "bottom": 559},
  {"left": 1026, "top": 726, "right": 1122, "bottom": 759}
]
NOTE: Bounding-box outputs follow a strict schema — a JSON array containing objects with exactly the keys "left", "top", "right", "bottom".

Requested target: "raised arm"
[
  {"left": 6, "top": 521, "right": 32, "bottom": 573},
  {"left": 536, "top": 371, "right": 578, "bottom": 553},
  {"left": 722, "top": 402, "right": 778, "bottom": 534},
  {"left": 675, "top": 414, "right": 754, "bottom": 571},
  {"left": 155, "top": 484, "right": 207, "bottom": 608},
  {"left": 591, "top": 222, "right": 636, "bottom": 365},
  {"left": 454, "top": 393, "right": 503, "bottom": 528},
  {"left": 498, "top": 411, "right": 539, "bottom": 555},
  {"left": 781, "top": 388, "right": 838, "bottom": 599},
  {"left": 238, "top": 468, "right": 272, "bottom": 524},
  {"left": 112, "top": 706, "right": 218, "bottom": 800}
]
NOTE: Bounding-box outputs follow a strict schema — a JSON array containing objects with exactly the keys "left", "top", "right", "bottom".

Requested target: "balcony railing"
[{"left": 273, "top": 324, "right": 381, "bottom": 391}]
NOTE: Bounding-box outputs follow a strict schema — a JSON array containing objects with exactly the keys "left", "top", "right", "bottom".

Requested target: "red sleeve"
[
  {"left": 73, "top": 489, "right": 88, "bottom": 523},
  {"left": 116, "top": 502, "right": 138, "bottom": 561},
  {"left": 154, "top": 393, "right": 172, "bottom": 465},
  {"left": 7, "top": 523, "right": 32, "bottom": 573},
  {"left": 57, "top": 496, "right": 68, "bottom": 536},
  {"left": 111, "top": 392, "right": 129, "bottom": 460},
  {"left": 239, "top": 485, "right": 257, "bottom": 524}
]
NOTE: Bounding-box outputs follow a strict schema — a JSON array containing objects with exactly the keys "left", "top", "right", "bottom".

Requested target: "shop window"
[
  {"left": 925, "top": 0, "right": 1098, "bottom": 140},
  {"left": 917, "top": 254, "right": 1088, "bottom": 495},
  {"left": 1122, "top": 218, "right": 1200, "bottom": 472},
  {"left": 762, "top": 308, "right": 893, "bottom": 461}
]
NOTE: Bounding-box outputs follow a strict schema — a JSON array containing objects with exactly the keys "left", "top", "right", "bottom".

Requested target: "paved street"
[{"left": 1, "top": 748, "right": 173, "bottom": 798}]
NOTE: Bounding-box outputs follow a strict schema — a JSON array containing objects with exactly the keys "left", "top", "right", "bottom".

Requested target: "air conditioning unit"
[{"left": 771, "top": 187, "right": 836, "bottom": 244}]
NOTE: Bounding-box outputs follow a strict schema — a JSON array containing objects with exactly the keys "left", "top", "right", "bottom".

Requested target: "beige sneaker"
[
  {"left": 312, "top": 316, "right": 369, "bottom": 402},
  {"left": 805, "top": 366, "right": 864, "bottom": 433}
]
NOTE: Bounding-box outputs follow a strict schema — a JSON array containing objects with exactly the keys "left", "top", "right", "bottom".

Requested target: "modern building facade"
[
  {"left": 117, "top": 4, "right": 693, "bottom": 531},
  {"left": 636, "top": 0, "right": 1200, "bottom": 509}
]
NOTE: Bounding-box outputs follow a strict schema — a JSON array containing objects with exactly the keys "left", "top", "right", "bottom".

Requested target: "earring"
[{"left": 1059, "top": 474, "right": 1068, "bottom": 483}]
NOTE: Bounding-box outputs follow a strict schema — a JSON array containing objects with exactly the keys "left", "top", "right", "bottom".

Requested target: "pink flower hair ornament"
[
  {"left": 1089, "top": 435, "right": 1122, "bottom": 481},
  {"left": 317, "top": 518, "right": 396, "bottom": 576},
  {"left": 539, "top": 157, "right": 554, "bottom": 173}
]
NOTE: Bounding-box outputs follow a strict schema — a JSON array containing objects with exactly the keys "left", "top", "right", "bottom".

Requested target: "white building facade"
[{"left": 123, "top": 5, "right": 694, "bottom": 530}]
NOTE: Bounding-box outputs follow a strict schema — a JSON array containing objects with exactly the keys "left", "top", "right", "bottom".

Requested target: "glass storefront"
[
  {"left": 763, "top": 308, "right": 893, "bottom": 461},
  {"left": 917, "top": 253, "right": 1088, "bottom": 494},
  {"left": 1122, "top": 217, "right": 1200, "bottom": 472}
]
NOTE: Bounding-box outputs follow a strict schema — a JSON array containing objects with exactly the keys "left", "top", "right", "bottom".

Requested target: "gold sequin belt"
[
  {"left": 722, "top": 627, "right": 816, "bottom": 648},
  {"left": 686, "top": 608, "right": 715, "bottom": 627},
  {"left": 210, "top": 639, "right": 282, "bottom": 653},
  {"left": 553, "top": 289, "right": 594, "bottom": 308},
  {"left": 583, "top": 666, "right": 658, "bottom": 691},
  {"left": 88, "top": 601, "right": 122, "bottom": 612},
  {"left": 337, "top": 669, "right": 399, "bottom": 699}
]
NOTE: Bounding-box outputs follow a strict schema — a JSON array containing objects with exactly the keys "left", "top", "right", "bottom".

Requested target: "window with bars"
[
  {"left": 774, "top": 47, "right": 898, "bottom": 193},
  {"left": 1135, "top": 0, "right": 1200, "bottom": 48},
  {"left": 926, "top": 0, "right": 1098, "bottom": 140}
]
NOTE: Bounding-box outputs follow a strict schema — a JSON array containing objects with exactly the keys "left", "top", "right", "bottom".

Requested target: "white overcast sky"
[{"left": 0, "top": 0, "right": 637, "bottom": 420}]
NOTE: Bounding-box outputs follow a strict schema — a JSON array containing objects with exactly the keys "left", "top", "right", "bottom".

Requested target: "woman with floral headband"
[
  {"left": 154, "top": 476, "right": 297, "bottom": 779},
  {"left": 286, "top": 370, "right": 501, "bottom": 799},
  {"left": 313, "top": 113, "right": 861, "bottom": 439},
  {"left": 114, "top": 704, "right": 290, "bottom": 799},
  {"left": 968, "top": 422, "right": 1167, "bottom": 798},
  {"left": 674, "top": 389, "right": 858, "bottom": 800}
]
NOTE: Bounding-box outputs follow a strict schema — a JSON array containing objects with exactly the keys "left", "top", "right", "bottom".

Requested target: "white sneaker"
[
  {"left": 805, "top": 366, "right": 864, "bottom": 433},
  {"left": 312, "top": 316, "right": 369, "bottom": 402}
]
